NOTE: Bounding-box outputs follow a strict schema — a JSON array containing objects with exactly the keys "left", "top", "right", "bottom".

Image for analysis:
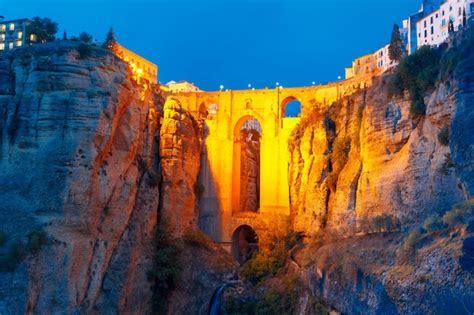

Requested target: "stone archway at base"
[{"left": 231, "top": 225, "right": 259, "bottom": 264}]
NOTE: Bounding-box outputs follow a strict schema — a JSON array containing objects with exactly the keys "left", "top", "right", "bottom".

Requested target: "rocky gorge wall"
[
  {"left": 288, "top": 61, "right": 470, "bottom": 236},
  {"left": 0, "top": 42, "right": 230, "bottom": 314}
]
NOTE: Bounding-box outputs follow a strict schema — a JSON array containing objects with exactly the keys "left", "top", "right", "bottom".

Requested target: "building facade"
[
  {"left": 0, "top": 17, "right": 32, "bottom": 52},
  {"left": 114, "top": 43, "right": 158, "bottom": 83},
  {"left": 166, "top": 80, "right": 202, "bottom": 93},
  {"left": 416, "top": 0, "right": 474, "bottom": 48}
]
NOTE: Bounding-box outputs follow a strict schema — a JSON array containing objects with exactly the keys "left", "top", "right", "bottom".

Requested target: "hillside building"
[
  {"left": 114, "top": 43, "right": 158, "bottom": 83},
  {"left": 0, "top": 16, "right": 34, "bottom": 52}
]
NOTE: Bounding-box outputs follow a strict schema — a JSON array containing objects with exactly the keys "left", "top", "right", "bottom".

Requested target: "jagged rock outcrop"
[{"left": 160, "top": 97, "right": 202, "bottom": 236}]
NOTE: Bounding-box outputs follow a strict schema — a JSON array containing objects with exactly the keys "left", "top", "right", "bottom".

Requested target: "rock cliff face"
[
  {"left": 289, "top": 70, "right": 467, "bottom": 235},
  {"left": 0, "top": 42, "right": 230, "bottom": 314},
  {"left": 287, "top": 29, "right": 474, "bottom": 313}
]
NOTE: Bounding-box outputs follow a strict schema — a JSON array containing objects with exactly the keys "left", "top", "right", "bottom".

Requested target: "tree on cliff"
[
  {"left": 26, "top": 17, "right": 58, "bottom": 43},
  {"left": 78, "top": 32, "right": 93, "bottom": 43},
  {"left": 463, "top": 8, "right": 467, "bottom": 27},
  {"left": 389, "top": 24, "right": 403, "bottom": 62},
  {"left": 103, "top": 27, "right": 117, "bottom": 50},
  {"left": 62, "top": 31, "right": 68, "bottom": 40}
]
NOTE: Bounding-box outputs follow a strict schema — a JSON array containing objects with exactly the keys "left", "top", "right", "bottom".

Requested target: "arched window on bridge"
[
  {"left": 232, "top": 116, "right": 262, "bottom": 213},
  {"left": 282, "top": 97, "right": 302, "bottom": 118}
]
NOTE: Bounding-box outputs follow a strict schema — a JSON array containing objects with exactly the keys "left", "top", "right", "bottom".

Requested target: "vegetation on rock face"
[
  {"left": 26, "top": 17, "right": 58, "bottom": 43},
  {"left": 148, "top": 222, "right": 181, "bottom": 312},
  {"left": 182, "top": 229, "right": 213, "bottom": 250},
  {"left": 388, "top": 45, "right": 442, "bottom": 117},
  {"left": 222, "top": 274, "right": 303, "bottom": 315},
  {"left": 240, "top": 230, "right": 301, "bottom": 285},
  {"left": 437, "top": 126, "right": 450, "bottom": 146},
  {"left": 0, "top": 241, "right": 25, "bottom": 272},
  {"left": 27, "top": 229, "right": 47, "bottom": 254},
  {"left": 398, "top": 199, "right": 474, "bottom": 263}
]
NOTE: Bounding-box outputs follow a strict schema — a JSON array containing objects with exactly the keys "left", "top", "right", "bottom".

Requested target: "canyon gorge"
[{"left": 0, "top": 25, "right": 473, "bottom": 315}]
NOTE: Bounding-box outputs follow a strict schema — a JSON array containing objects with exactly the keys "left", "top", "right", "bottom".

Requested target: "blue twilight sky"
[{"left": 1, "top": 0, "right": 420, "bottom": 91}]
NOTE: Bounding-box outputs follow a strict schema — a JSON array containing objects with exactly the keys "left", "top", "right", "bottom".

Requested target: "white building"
[
  {"left": 416, "top": 0, "right": 474, "bottom": 48},
  {"left": 375, "top": 44, "right": 397, "bottom": 73}
]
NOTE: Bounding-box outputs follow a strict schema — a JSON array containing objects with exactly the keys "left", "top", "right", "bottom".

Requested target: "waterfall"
[{"left": 208, "top": 285, "right": 226, "bottom": 315}]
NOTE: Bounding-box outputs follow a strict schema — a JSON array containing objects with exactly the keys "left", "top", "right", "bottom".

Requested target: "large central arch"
[{"left": 232, "top": 115, "right": 263, "bottom": 214}]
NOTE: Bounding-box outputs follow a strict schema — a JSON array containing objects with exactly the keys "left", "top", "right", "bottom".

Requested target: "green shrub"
[
  {"left": 148, "top": 222, "right": 181, "bottom": 311},
  {"left": 388, "top": 45, "right": 441, "bottom": 117},
  {"left": 182, "top": 229, "right": 212, "bottom": 250},
  {"left": 422, "top": 215, "right": 445, "bottom": 232},
  {"left": 0, "top": 230, "right": 6, "bottom": 247},
  {"left": 403, "top": 229, "right": 422, "bottom": 255},
  {"left": 255, "top": 275, "right": 301, "bottom": 315},
  {"left": 442, "top": 199, "right": 474, "bottom": 227},
  {"left": 241, "top": 230, "right": 301, "bottom": 285},
  {"left": 438, "top": 126, "right": 450, "bottom": 146},
  {"left": 27, "top": 230, "right": 47, "bottom": 254},
  {"left": 77, "top": 43, "right": 92, "bottom": 59},
  {"left": 0, "top": 241, "right": 26, "bottom": 272},
  {"left": 371, "top": 214, "right": 401, "bottom": 233}
]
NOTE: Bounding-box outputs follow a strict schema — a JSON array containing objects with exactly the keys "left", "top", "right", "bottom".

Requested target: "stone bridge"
[{"left": 172, "top": 76, "right": 372, "bottom": 256}]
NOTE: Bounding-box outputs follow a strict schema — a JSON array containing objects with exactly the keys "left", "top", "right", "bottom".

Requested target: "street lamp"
[
  {"left": 248, "top": 84, "right": 252, "bottom": 89},
  {"left": 219, "top": 84, "right": 224, "bottom": 91},
  {"left": 312, "top": 81, "right": 316, "bottom": 85}
]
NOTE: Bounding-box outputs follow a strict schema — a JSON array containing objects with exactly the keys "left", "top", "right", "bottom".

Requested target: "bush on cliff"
[
  {"left": 148, "top": 222, "right": 181, "bottom": 311},
  {"left": 27, "top": 229, "right": 47, "bottom": 254},
  {"left": 0, "top": 241, "right": 26, "bottom": 272},
  {"left": 26, "top": 16, "right": 58, "bottom": 43},
  {"left": 182, "top": 229, "right": 213, "bottom": 250},
  {"left": 240, "top": 230, "right": 302, "bottom": 285},
  {"left": 388, "top": 45, "right": 442, "bottom": 117}
]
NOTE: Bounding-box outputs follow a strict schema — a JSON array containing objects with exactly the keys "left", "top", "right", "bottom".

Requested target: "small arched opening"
[
  {"left": 231, "top": 225, "right": 259, "bottom": 264},
  {"left": 232, "top": 116, "right": 262, "bottom": 213},
  {"left": 282, "top": 97, "right": 302, "bottom": 118}
]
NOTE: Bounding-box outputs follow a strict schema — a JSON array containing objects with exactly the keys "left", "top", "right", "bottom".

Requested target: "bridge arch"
[
  {"left": 281, "top": 96, "right": 302, "bottom": 118},
  {"left": 232, "top": 115, "right": 262, "bottom": 214},
  {"left": 231, "top": 224, "right": 259, "bottom": 264}
]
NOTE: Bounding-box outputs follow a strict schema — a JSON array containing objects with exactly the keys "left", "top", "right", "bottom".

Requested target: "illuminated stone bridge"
[{"left": 172, "top": 77, "right": 371, "bottom": 257}]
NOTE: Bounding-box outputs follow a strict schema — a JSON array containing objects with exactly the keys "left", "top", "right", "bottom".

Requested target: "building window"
[
  {"left": 424, "top": 20, "right": 427, "bottom": 27},
  {"left": 9, "top": 42, "right": 13, "bottom": 49},
  {"left": 459, "top": 7, "right": 462, "bottom": 16},
  {"left": 450, "top": 6, "right": 452, "bottom": 11},
  {"left": 17, "top": 31, "right": 22, "bottom": 39},
  {"left": 431, "top": 26, "right": 434, "bottom": 34},
  {"left": 0, "top": 34, "right": 4, "bottom": 41},
  {"left": 16, "top": 40, "right": 22, "bottom": 47},
  {"left": 431, "top": 16, "right": 434, "bottom": 24},
  {"left": 0, "top": 43, "right": 4, "bottom": 50},
  {"left": 419, "top": 32, "right": 421, "bottom": 38},
  {"left": 442, "top": 19, "right": 446, "bottom": 26},
  {"left": 425, "top": 29, "right": 428, "bottom": 37},
  {"left": 9, "top": 23, "right": 14, "bottom": 31},
  {"left": 30, "top": 34, "right": 37, "bottom": 42},
  {"left": 0, "top": 24, "right": 5, "bottom": 31},
  {"left": 442, "top": 10, "right": 445, "bottom": 16},
  {"left": 436, "top": 13, "right": 439, "bottom": 18}
]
